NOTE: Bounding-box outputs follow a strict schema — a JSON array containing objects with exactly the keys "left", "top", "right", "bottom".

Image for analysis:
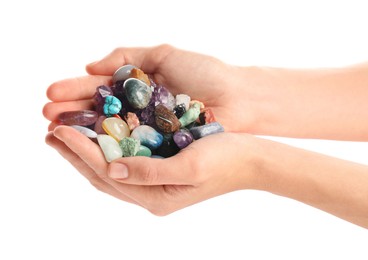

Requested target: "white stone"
[
  {"left": 71, "top": 125, "right": 98, "bottom": 138},
  {"left": 176, "top": 94, "right": 191, "bottom": 110},
  {"left": 97, "top": 134, "right": 123, "bottom": 162}
]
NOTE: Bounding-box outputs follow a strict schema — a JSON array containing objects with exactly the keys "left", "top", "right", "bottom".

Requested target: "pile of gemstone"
[{"left": 58, "top": 65, "right": 224, "bottom": 162}]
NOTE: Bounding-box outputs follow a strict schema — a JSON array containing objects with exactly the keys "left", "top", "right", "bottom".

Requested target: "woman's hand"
[
  {"left": 43, "top": 44, "right": 255, "bottom": 132},
  {"left": 45, "top": 126, "right": 260, "bottom": 215}
]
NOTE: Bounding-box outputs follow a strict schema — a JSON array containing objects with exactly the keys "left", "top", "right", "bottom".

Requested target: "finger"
[
  {"left": 46, "top": 75, "right": 112, "bottom": 102},
  {"left": 43, "top": 99, "right": 94, "bottom": 121},
  {"left": 53, "top": 126, "right": 108, "bottom": 177},
  {"left": 107, "top": 150, "right": 198, "bottom": 185},
  {"left": 45, "top": 132, "right": 138, "bottom": 205},
  {"left": 48, "top": 121, "right": 59, "bottom": 131},
  {"left": 86, "top": 44, "right": 175, "bottom": 76}
]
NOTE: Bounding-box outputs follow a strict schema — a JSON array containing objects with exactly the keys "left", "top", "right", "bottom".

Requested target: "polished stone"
[
  {"left": 102, "top": 117, "right": 130, "bottom": 141},
  {"left": 136, "top": 145, "right": 152, "bottom": 157},
  {"left": 176, "top": 94, "right": 191, "bottom": 110},
  {"left": 130, "top": 125, "right": 163, "bottom": 150},
  {"left": 178, "top": 102, "right": 201, "bottom": 127},
  {"left": 94, "top": 115, "right": 107, "bottom": 134},
  {"left": 189, "top": 122, "right": 224, "bottom": 139},
  {"left": 124, "top": 78, "right": 153, "bottom": 109},
  {"left": 173, "top": 128, "right": 193, "bottom": 149},
  {"left": 71, "top": 125, "right": 98, "bottom": 138},
  {"left": 97, "top": 134, "right": 123, "bottom": 162},
  {"left": 112, "top": 64, "right": 137, "bottom": 83},
  {"left": 58, "top": 110, "right": 98, "bottom": 126},
  {"left": 155, "top": 104, "right": 181, "bottom": 133}
]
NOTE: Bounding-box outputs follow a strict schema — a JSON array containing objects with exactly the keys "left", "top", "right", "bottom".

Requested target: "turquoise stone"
[
  {"left": 136, "top": 145, "right": 152, "bottom": 157},
  {"left": 119, "top": 137, "right": 140, "bottom": 157},
  {"left": 103, "top": 95, "right": 122, "bottom": 116},
  {"left": 58, "top": 110, "right": 98, "bottom": 126},
  {"left": 124, "top": 78, "right": 153, "bottom": 109},
  {"left": 189, "top": 122, "right": 224, "bottom": 139},
  {"left": 97, "top": 134, "right": 123, "bottom": 162},
  {"left": 71, "top": 125, "right": 98, "bottom": 138},
  {"left": 178, "top": 102, "right": 201, "bottom": 127},
  {"left": 130, "top": 125, "right": 163, "bottom": 150},
  {"left": 112, "top": 64, "right": 137, "bottom": 83}
]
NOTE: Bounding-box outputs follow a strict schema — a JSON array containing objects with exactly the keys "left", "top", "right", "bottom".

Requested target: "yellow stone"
[{"left": 102, "top": 117, "right": 130, "bottom": 141}]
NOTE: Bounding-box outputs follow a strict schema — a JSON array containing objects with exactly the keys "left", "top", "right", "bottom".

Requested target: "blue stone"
[
  {"left": 130, "top": 125, "right": 163, "bottom": 150},
  {"left": 103, "top": 95, "right": 122, "bottom": 116},
  {"left": 189, "top": 122, "right": 224, "bottom": 139}
]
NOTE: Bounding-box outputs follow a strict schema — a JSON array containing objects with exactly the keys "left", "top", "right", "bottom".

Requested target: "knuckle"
[{"left": 140, "top": 166, "right": 159, "bottom": 185}]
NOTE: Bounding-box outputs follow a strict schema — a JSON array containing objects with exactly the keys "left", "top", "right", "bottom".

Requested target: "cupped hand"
[
  {"left": 46, "top": 126, "right": 260, "bottom": 215},
  {"left": 43, "top": 44, "right": 253, "bottom": 132}
]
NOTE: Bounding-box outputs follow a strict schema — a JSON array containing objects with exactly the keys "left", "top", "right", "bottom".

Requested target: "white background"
[{"left": 0, "top": 0, "right": 367, "bottom": 259}]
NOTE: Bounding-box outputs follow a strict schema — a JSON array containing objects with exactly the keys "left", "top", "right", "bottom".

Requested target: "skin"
[{"left": 43, "top": 44, "right": 368, "bottom": 229}]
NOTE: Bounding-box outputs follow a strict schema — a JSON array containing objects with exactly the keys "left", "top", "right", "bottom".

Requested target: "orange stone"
[{"left": 129, "top": 68, "right": 151, "bottom": 86}]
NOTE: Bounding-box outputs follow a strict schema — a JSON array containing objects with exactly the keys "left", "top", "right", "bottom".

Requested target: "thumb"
[{"left": 108, "top": 154, "right": 194, "bottom": 185}]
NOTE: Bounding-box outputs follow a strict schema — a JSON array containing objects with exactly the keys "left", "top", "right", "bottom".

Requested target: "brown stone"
[
  {"left": 129, "top": 68, "right": 151, "bottom": 86},
  {"left": 155, "top": 104, "right": 181, "bottom": 133}
]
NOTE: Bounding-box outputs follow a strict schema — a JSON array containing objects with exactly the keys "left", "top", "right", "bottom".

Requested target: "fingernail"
[{"left": 109, "top": 163, "right": 129, "bottom": 179}]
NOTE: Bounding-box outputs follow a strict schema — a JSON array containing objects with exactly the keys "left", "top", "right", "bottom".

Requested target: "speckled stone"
[
  {"left": 176, "top": 94, "right": 191, "bottom": 110},
  {"left": 124, "top": 112, "right": 140, "bottom": 131},
  {"left": 124, "top": 78, "right": 153, "bottom": 109},
  {"left": 119, "top": 137, "right": 140, "bottom": 157},
  {"left": 189, "top": 122, "right": 224, "bottom": 139},
  {"left": 155, "top": 104, "right": 181, "bottom": 133}
]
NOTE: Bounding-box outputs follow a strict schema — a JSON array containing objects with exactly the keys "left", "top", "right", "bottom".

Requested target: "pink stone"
[
  {"left": 58, "top": 110, "right": 98, "bottom": 126},
  {"left": 124, "top": 112, "right": 140, "bottom": 131}
]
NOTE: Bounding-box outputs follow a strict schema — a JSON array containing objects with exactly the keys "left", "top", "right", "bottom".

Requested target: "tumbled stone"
[
  {"left": 178, "top": 102, "right": 201, "bottom": 127},
  {"left": 136, "top": 145, "right": 152, "bottom": 157},
  {"left": 129, "top": 68, "right": 151, "bottom": 86},
  {"left": 124, "top": 78, "right": 153, "bottom": 109},
  {"left": 71, "top": 125, "right": 98, "bottom": 138},
  {"left": 94, "top": 115, "right": 107, "bottom": 134},
  {"left": 173, "top": 128, "right": 193, "bottom": 149},
  {"left": 130, "top": 125, "right": 163, "bottom": 150},
  {"left": 103, "top": 95, "right": 122, "bottom": 116},
  {"left": 124, "top": 112, "right": 140, "bottom": 131},
  {"left": 176, "top": 94, "right": 191, "bottom": 110},
  {"left": 102, "top": 117, "right": 130, "bottom": 141},
  {"left": 58, "top": 110, "right": 98, "bottom": 126},
  {"left": 155, "top": 104, "right": 181, "bottom": 133},
  {"left": 119, "top": 137, "right": 140, "bottom": 157},
  {"left": 189, "top": 122, "right": 224, "bottom": 139},
  {"left": 112, "top": 64, "right": 137, "bottom": 83},
  {"left": 173, "top": 103, "right": 186, "bottom": 119},
  {"left": 154, "top": 133, "right": 180, "bottom": 158},
  {"left": 97, "top": 134, "right": 123, "bottom": 162},
  {"left": 197, "top": 108, "right": 216, "bottom": 125},
  {"left": 190, "top": 100, "right": 205, "bottom": 109}
]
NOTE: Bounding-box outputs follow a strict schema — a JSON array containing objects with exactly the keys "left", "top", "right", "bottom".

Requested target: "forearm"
[
  {"left": 239, "top": 63, "right": 368, "bottom": 140},
  {"left": 250, "top": 137, "right": 368, "bottom": 228}
]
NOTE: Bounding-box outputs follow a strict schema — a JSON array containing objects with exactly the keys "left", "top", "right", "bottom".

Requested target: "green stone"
[
  {"left": 119, "top": 137, "right": 140, "bottom": 157},
  {"left": 136, "top": 145, "right": 152, "bottom": 157},
  {"left": 178, "top": 102, "right": 201, "bottom": 127}
]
